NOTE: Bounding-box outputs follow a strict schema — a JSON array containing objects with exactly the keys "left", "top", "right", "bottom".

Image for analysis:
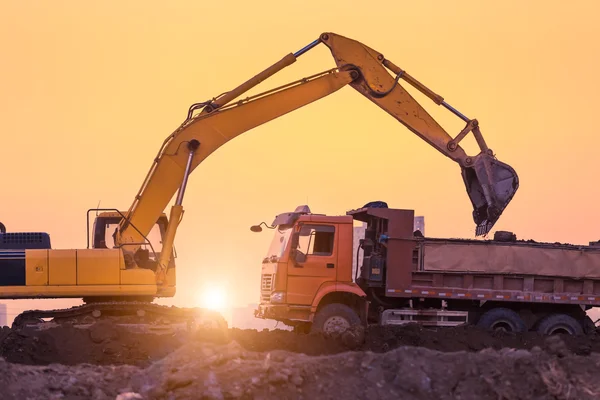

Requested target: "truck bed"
[
  {"left": 385, "top": 237, "right": 600, "bottom": 307},
  {"left": 421, "top": 237, "right": 600, "bottom": 279},
  {"left": 348, "top": 206, "right": 600, "bottom": 308}
]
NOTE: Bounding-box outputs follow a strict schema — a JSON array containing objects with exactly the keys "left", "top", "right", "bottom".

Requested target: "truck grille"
[
  {"left": 261, "top": 274, "right": 273, "bottom": 290},
  {"left": 261, "top": 274, "right": 273, "bottom": 302}
]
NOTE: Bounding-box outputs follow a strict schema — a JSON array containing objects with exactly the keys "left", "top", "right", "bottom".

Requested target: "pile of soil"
[
  {"left": 227, "top": 324, "right": 600, "bottom": 357},
  {"left": 361, "top": 324, "right": 600, "bottom": 356},
  {"left": 2, "top": 321, "right": 600, "bottom": 368},
  {"left": 0, "top": 321, "right": 188, "bottom": 367},
  {"left": 2, "top": 337, "right": 600, "bottom": 400}
]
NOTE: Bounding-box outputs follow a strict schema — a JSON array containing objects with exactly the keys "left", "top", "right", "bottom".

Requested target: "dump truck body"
[{"left": 255, "top": 205, "right": 599, "bottom": 335}]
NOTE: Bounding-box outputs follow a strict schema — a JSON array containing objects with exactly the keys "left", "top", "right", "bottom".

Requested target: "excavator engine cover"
[{"left": 461, "top": 153, "right": 519, "bottom": 236}]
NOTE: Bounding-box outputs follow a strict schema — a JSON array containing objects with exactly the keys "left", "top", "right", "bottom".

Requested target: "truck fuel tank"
[{"left": 362, "top": 254, "right": 385, "bottom": 285}]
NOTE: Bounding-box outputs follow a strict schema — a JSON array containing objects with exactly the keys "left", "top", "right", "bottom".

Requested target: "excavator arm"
[
  {"left": 115, "top": 32, "right": 519, "bottom": 281},
  {"left": 319, "top": 33, "right": 518, "bottom": 235}
]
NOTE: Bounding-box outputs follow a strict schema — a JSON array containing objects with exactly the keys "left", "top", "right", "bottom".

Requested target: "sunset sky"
[{"left": 1, "top": 1, "right": 599, "bottom": 324}]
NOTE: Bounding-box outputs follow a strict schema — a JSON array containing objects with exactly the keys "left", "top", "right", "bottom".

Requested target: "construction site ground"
[{"left": 1, "top": 322, "right": 600, "bottom": 399}]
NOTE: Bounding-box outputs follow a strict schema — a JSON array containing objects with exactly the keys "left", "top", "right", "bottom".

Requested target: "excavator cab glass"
[
  {"left": 92, "top": 213, "right": 171, "bottom": 269},
  {"left": 461, "top": 153, "right": 519, "bottom": 236}
]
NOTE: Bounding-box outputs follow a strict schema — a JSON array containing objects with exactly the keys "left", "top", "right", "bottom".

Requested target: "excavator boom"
[{"left": 116, "top": 32, "right": 519, "bottom": 276}]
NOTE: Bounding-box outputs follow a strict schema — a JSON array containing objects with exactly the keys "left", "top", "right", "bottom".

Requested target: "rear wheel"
[
  {"left": 537, "top": 313, "right": 583, "bottom": 336},
  {"left": 476, "top": 307, "right": 527, "bottom": 333},
  {"left": 311, "top": 303, "right": 361, "bottom": 335}
]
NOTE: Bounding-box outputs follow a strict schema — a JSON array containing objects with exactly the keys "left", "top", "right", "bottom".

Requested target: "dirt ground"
[
  {"left": 3, "top": 322, "right": 599, "bottom": 367},
  {"left": 1, "top": 322, "right": 600, "bottom": 399}
]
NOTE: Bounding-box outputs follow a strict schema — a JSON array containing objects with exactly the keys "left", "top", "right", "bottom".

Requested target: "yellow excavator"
[{"left": 1, "top": 32, "right": 518, "bottom": 332}]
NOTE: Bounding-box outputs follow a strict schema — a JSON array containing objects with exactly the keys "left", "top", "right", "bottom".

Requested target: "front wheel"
[{"left": 311, "top": 303, "right": 361, "bottom": 335}]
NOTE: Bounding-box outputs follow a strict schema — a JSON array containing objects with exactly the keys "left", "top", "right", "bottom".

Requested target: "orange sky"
[{"left": 1, "top": 1, "right": 599, "bottom": 323}]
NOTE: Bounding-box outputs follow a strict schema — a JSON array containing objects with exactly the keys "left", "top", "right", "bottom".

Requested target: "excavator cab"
[{"left": 90, "top": 211, "right": 174, "bottom": 271}]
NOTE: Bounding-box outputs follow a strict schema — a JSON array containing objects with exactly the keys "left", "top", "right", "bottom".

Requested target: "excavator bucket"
[{"left": 461, "top": 153, "right": 519, "bottom": 236}]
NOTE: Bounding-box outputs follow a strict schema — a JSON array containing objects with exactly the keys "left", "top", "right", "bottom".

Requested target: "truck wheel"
[
  {"left": 476, "top": 307, "right": 527, "bottom": 333},
  {"left": 311, "top": 303, "right": 361, "bottom": 335},
  {"left": 537, "top": 313, "right": 583, "bottom": 336}
]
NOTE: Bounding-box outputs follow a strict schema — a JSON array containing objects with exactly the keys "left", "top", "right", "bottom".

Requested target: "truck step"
[{"left": 381, "top": 308, "right": 468, "bottom": 327}]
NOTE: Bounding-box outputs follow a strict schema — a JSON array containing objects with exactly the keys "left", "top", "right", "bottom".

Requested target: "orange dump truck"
[{"left": 253, "top": 203, "right": 600, "bottom": 336}]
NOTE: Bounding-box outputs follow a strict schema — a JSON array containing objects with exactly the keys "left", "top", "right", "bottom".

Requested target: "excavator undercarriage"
[{"left": 12, "top": 299, "right": 227, "bottom": 335}]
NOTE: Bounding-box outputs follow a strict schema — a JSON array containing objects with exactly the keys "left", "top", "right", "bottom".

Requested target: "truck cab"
[{"left": 253, "top": 205, "right": 368, "bottom": 333}]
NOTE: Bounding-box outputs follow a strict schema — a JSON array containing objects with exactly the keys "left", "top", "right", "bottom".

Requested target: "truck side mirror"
[
  {"left": 294, "top": 250, "right": 307, "bottom": 264},
  {"left": 250, "top": 222, "right": 275, "bottom": 233},
  {"left": 250, "top": 225, "right": 262, "bottom": 232}
]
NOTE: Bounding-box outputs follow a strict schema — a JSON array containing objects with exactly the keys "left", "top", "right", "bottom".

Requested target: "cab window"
[{"left": 297, "top": 225, "right": 335, "bottom": 256}]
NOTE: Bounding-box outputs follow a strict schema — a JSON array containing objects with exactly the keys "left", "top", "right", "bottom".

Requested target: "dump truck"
[{"left": 253, "top": 203, "right": 599, "bottom": 335}]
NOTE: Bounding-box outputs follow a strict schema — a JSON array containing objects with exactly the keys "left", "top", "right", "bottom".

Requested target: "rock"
[
  {"left": 545, "top": 336, "right": 571, "bottom": 358},
  {"left": 115, "top": 392, "right": 142, "bottom": 400},
  {"left": 89, "top": 321, "right": 119, "bottom": 344},
  {"left": 290, "top": 374, "right": 304, "bottom": 386}
]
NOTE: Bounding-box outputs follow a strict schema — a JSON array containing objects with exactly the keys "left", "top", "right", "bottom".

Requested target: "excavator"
[{"left": 0, "top": 32, "right": 518, "bottom": 333}]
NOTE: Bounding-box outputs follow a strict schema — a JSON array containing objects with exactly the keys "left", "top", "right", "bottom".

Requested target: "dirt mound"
[
  {"left": 226, "top": 324, "right": 600, "bottom": 357},
  {"left": 0, "top": 321, "right": 187, "bottom": 367},
  {"left": 2, "top": 322, "right": 600, "bottom": 368},
  {"left": 361, "top": 324, "right": 600, "bottom": 356},
  {"left": 2, "top": 338, "right": 600, "bottom": 400},
  {"left": 227, "top": 327, "right": 350, "bottom": 355}
]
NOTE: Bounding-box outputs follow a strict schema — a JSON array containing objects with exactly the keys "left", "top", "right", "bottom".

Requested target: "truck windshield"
[{"left": 264, "top": 227, "right": 292, "bottom": 262}]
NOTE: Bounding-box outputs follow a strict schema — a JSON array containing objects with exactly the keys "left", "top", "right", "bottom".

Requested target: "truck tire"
[
  {"left": 311, "top": 303, "right": 361, "bottom": 335},
  {"left": 537, "top": 313, "right": 583, "bottom": 336},
  {"left": 476, "top": 307, "right": 527, "bottom": 333}
]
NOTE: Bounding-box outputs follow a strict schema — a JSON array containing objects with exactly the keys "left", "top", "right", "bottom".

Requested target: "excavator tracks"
[{"left": 12, "top": 301, "right": 228, "bottom": 335}]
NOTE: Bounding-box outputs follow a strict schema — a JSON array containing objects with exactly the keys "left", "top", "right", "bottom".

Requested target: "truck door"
[{"left": 287, "top": 223, "right": 338, "bottom": 305}]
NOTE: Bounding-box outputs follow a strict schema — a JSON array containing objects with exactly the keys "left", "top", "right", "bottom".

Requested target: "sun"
[{"left": 197, "top": 285, "right": 228, "bottom": 311}]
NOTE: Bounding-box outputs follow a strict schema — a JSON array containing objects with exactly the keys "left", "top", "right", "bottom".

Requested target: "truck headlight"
[{"left": 270, "top": 291, "right": 286, "bottom": 303}]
